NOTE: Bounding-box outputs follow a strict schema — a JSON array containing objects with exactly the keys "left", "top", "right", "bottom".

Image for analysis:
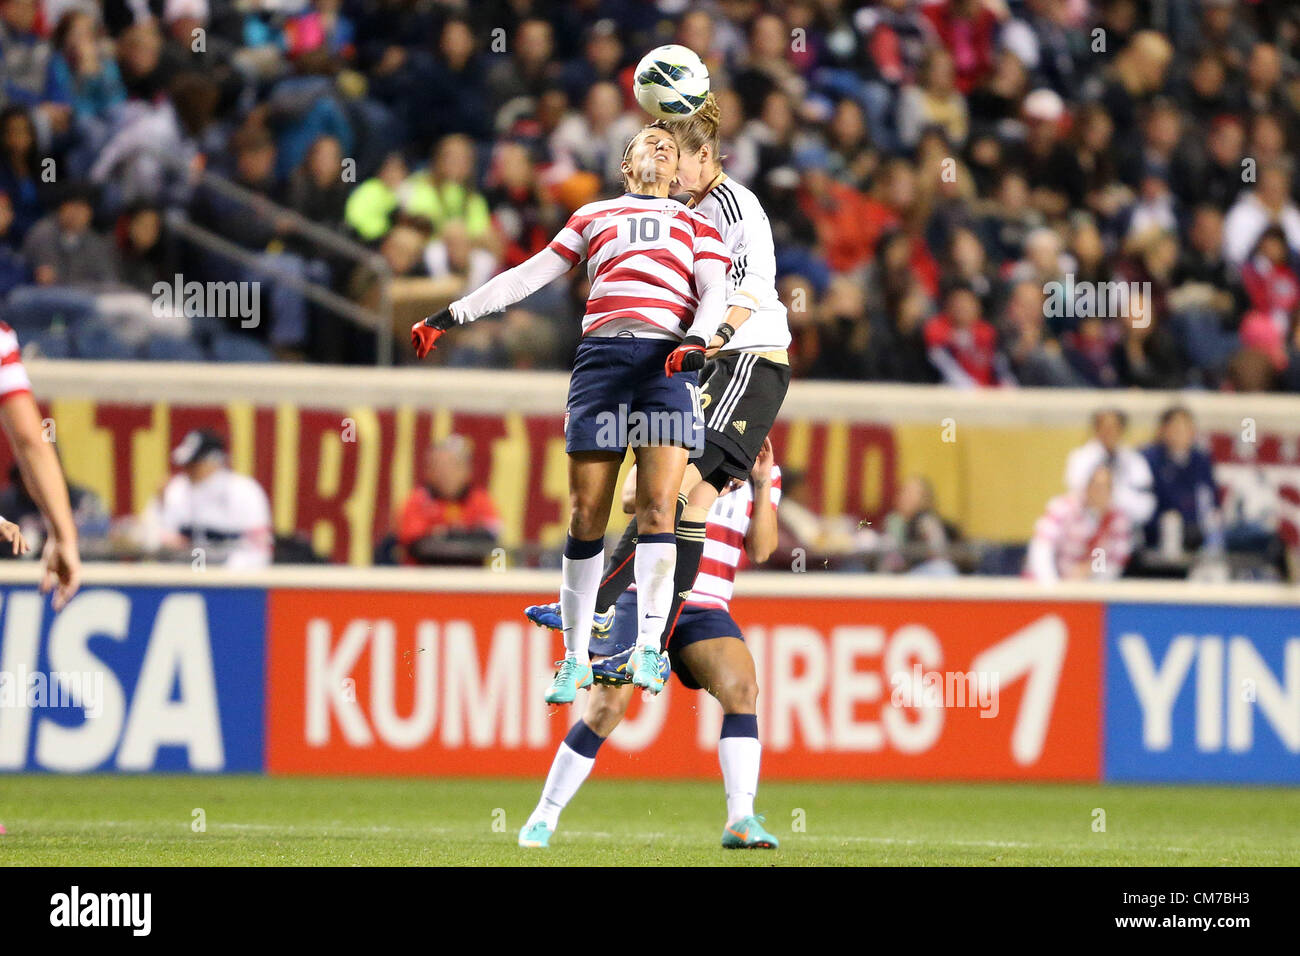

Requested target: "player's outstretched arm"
[
  {"left": 744, "top": 439, "right": 779, "bottom": 563},
  {"left": 411, "top": 246, "right": 572, "bottom": 358},
  {"left": 0, "top": 393, "right": 80, "bottom": 609}
]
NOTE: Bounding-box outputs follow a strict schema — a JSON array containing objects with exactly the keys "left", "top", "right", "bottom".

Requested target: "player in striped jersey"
[
  {"left": 519, "top": 439, "right": 781, "bottom": 850},
  {"left": 528, "top": 94, "right": 793, "bottom": 657},
  {"left": 0, "top": 321, "right": 81, "bottom": 608},
  {"left": 412, "top": 126, "right": 729, "bottom": 702}
]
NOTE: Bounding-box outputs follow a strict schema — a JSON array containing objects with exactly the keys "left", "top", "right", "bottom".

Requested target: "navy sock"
[
  {"left": 720, "top": 713, "right": 758, "bottom": 739},
  {"left": 563, "top": 719, "right": 606, "bottom": 758},
  {"left": 564, "top": 534, "right": 604, "bottom": 560}
]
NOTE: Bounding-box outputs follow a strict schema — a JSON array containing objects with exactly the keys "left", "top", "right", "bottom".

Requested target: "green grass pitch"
[{"left": 1, "top": 776, "right": 1297, "bottom": 866}]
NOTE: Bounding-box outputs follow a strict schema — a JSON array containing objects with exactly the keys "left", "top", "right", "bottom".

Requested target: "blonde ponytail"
[{"left": 653, "top": 92, "right": 724, "bottom": 167}]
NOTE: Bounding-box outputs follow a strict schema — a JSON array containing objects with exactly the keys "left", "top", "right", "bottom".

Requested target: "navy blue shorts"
[
  {"left": 564, "top": 336, "right": 703, "bottom": 454},
  {"left": 591, "top": 590, "right": 744, "bottom": 690}
]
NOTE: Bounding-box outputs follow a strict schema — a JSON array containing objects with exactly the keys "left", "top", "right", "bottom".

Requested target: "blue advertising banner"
[
  {"left": 1104, "top": 603, "right": 1300, "bottom": 783},
  {"left": 0, "top": 586, "right": 266, "bottom": 772}
]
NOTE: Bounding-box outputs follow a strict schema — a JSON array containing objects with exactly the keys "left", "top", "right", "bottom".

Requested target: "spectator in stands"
[
  {"left": 0, "top": 457, "right": 108, "bottom": 559},
  {"left": 193, "top": 125, "right": 327, "bottom": 357},
  {"left": 0, "top": 188, "right": 29, "bottom": 296},
  {"left": 925, "top": 284, "right": 1000, "bottom": 387},
  {"left": 772, "top": 466, "right": 873, "bottom": 570},
  {"left": 0, "top": 0, "right": 55, "bottom": 113},
  {"left": 0, "top": 106, "right": 45, "bottom": 243},
  {"left": 1112, "top": 298, "right": 1189, "bottom": 392},
  {"left": 999, "top": 280, "right": 1078, "bottom": 387},
  {"left": 1065, "top": 408, "right": 1156, "bottom": 528},
  {"left": 86, "top": 71, "right": 219, "bottom": 215},
  {"left": 1198, "top": 116, "right": 1247, "bottom": 212},
  {"left": 879, "top": 285, "right": 940, "bottom": 383},
  {"left": 1027, "top": 463, "right": 1133, "bottom": 582},
  {"left": 115, "top": 18, "right": 173, "bottom": 103},
  {"left": 144, "top": 429, "right": 272, "bottom": 569},
  {"left": 897, "top": 47, "right": 968, "bottom": 150},
  {"left": 114, "top": 202, "right": 174, "bottom": 293},
  {"left": 550, "top": 81, "right": 641, "bottom": 179},
  {"left": 1240, "top": 226, "right": 1299, "bottom": 338},
  {"left": 1096, "top": 30, "right": 1174, "bottom": 135},
  {"left": 485, "top": 18, "right": 558, "bottom": 113},
  {"left": 286, "top": 134, "right": 348, "bottom": 231},
  {"left": 1062, "top": 315, "right": 1122, "bottom": 388},
  {"left": 400, "top": 133, "right": 492, "bottom": 247},
  {"left": 46, "top": 10, "right": 126, "bottom": 124},
  {"left": 20, "top": 182, "right": 118, "bottom": 287},
  {"left": 879, "top": 475, "right": 959, "bottom": 576},
  {"left": 424, "top": 219, "right": 496, "bottom": 295},
  {"left": 485, "top": 141, "right": 558, "bottom": 269},
  {"left": 978, "top": 168, "right": 1039, "bottom": 266},
  {"left": 823, "top": 98, "right": 876, "bottom": 191},
  {"left": 1140, "top": 406, "right": 1223, "bottom": 555},
  {"left": 1223, "top": 162, "right": 1300, "bottom": 266},
  {"left": 344, "top": 150, "right": 405, "bottom": 243},
  {"left": 1020, "top": 88, "right": 1082, "bottom": 218},
  {"left": 559, "top": 17, "right": 625, "bottom": 105},
  {"left": 921, "top": 0, "right": 1002, "bottom": 95},
  {"left": 396, "top": 436, "right": 500, "bottom": 566}
]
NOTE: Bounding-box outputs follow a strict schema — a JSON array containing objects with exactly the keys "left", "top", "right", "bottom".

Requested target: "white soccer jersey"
[
  {"left": 692, "top": 176, "right": 792, "bottom": 353},
  {"left": 687, "top": 465, "right": 783, "bottom": 612},
  {"left": 157, "top": 468, "right": 273, "bottom": 568},
  {"left": 0, "top": 322, "right": 33, "bottom": 402},
  {"left": 547, "top": 194, "right": 729, "bottom": 339}
]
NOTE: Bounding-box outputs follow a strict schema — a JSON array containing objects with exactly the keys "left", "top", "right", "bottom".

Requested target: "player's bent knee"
[
  {"left": 568, "top": 501, "right": 608, "bottom": 540},
  {"left": 636, "top": 499, "right": 676, "bottom": 533},
  {"left": 710, "top": 673, "right": 758, "bottom": 714}
]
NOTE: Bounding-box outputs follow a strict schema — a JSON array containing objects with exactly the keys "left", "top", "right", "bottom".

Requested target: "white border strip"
[
  {"left": 24, "top": 360, "right": 1300, "bottom": 428},
  {"left": 0, "top": 563, "right": 1293, "bottom": 605}
]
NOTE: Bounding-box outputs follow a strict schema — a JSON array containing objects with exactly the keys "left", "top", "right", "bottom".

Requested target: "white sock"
[
  {"left": 719, "top": 735, "right": 761, "bottom": 824},
  {"left": 560, "top": 542, "right": 603, "bottom": 665},
  {"left": 527, "top": 742, "right": 596, "bottom": 830},
  {"left": 634, "top": 536, "right": 676, "bottom": 649}
]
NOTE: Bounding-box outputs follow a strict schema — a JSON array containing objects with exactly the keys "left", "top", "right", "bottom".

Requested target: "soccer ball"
[{"left": 632, "top": 45, "right": 710, "bottom": 120}]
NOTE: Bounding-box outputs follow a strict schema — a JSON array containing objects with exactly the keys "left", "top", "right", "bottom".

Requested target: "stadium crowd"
[{"left": 0, "top": 0, "right": 1297, "bottom": 387}]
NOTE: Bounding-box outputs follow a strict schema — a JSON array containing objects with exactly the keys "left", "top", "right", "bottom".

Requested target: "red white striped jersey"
[
  {"left": 687, "top": 465, "right": 782, "bottom": 612},
  {"left": 0, "top": 322, "right": 32, "bottom": 402},
  {"left": 546, "top": 194, "right": 729, "bottom": 339},
  {"left": 1027, "top": 492, "right": 1132, "bottom": 580}
]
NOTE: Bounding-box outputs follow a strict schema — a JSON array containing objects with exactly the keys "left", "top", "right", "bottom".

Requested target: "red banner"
[{"left": 265, "top": 588, "right": 1102, "bottom": 780}]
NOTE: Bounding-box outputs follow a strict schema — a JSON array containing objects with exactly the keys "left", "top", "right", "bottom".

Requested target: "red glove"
[
  {"left": 411, "top": 307, "right": 455, "bottom": 359},
  {"left": 664, "top": 335, "right": 707, "bottom": 377}
]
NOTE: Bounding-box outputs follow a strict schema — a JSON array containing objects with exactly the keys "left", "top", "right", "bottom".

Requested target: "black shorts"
[{"left": 695, "top": 350, "right": 791, "bottom": 484}]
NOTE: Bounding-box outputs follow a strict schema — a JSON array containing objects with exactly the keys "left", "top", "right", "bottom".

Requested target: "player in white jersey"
[
  {"left": 0, "top": 321, "right": 81, "bottom": 608},
  {"left": 148, "top": 429, "right": 273, "bottom": 568},
  {"left": 519, "top": 438, "right": 781, "bottom": 850},
  {"left": 528, "top": 94, "right": 793, "bottom": 657},
  {"left": 412, "top": 126, "right": 729, "bottom": 703}
]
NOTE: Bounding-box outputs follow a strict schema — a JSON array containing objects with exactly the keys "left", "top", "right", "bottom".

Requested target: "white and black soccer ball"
[{"left": 632, "top": 45, "right": 710, "bottom": 120}]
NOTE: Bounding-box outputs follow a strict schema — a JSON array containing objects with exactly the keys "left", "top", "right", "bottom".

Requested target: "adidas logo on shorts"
[{"left": 732, "top": 420, "right": 747, "bottom": 435}]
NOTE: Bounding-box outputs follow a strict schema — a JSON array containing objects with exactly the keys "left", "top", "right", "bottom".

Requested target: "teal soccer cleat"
[
  {"left": 518, "top": 820, "right": 552, "bottom": 848},
  {"left": 721, "top": 814, "right": 779, "bottom": 849},
  {"left": 544, "top": 657, "right": 593, "bottom": 704},
  {"left": 592, "top": 644, "right": 672, "bottom": 686},
  {"left": 629, "top": 645, "right": 666, "bottom": 694}
]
